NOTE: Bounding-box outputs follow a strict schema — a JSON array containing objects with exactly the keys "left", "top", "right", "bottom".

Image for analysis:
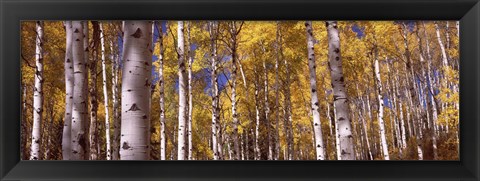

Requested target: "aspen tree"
[
  {"left": 71, "top": 21, "right": 88, "bottom": 160},
  {"left": 155, "top": 21, "right": 167, "bottom": 160},
  {"left": 62, "top": 21, "right": 74, "bottom": 160},
  {"left": 99, "top": 22, "right": 112, "bottom": 160},
  {"left": 30, "top": 21, "right": 44, "bottom": 160},
  {"left": 326, "top": 21, "right": 355, "bottom": 160},
  {"left": 305, "top": 21, "right": 326, "bottom": 160},
  {"left": 120, "top": 21, "right": 153, "bottom": 160}
]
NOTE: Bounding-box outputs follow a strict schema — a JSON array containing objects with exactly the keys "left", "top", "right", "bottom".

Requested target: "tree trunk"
[
  {"left": 110, "top": 38, "right": 121, "bottom": 160},
  {"left": 229, "top": 21, "right": 241, "bottom": 160},
  {"left": 435, "top": 22, "right": 449, "bottom": 68},
  {"left": 305, "top": 21, "right": 326, "bottom": 160},
  {"left": 62, "top": 21, "right": 74, "bottom": 160},
  {"left": 326, "top": 21, "right": 355, "bottom": 160},
  {"left": 209, "top": 21, "right": 220, "bottom": 160},
  {"left": 154, "top": 21, "right": 167, "bottom": 160},
  {"left": 98, "top": 22, "right": 112, "bottom": 160},
  {"left": 119, "top": 21, "right": 153, "bottom": 160},
  {"left": 88, "top": 21, "right": 100, "bottom": 160},
  {"left": 186, "top": 22, "right": 194, "bottom": 160},
  {"left": 283, "top": 49, "right": 294, "bottom": 161},
  {"left": 30, "top": 21, "right": 44, "bottom": 160},
  {"left": 262, "top": 51, "right": 273, "bottom": 160},
  {"left": 83, "top": 21, "right": 90, "bottom": 160},
  {"left": 273, "top": 22, "right": 281, "bottom": 160},
  {"left": 176, "top": 21, "right": 187, "bottom": 160},
  {"left": 373, "top": 46, "right": 389, "bottom": 160},
  {"left": 254, "top": 72, "right": 261, "bottom": 160},
  {"left": 71, "top": 21, "right": 88, "bottom": 160}
]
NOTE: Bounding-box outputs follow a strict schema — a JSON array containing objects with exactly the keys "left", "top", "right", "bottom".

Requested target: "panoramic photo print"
[{"left": 21, "top": 21, "right": 459, "bottom": 160}]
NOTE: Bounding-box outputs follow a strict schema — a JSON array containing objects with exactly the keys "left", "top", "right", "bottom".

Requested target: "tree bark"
[
  {"left": 110, "top": 38, "right": 121, "bottom": 160},
  {"left": 71, "top": 21, "right": 88, "bottom": 160},
  {"left": 373, "top": 46, "right": 389, "bottom": 160},
  {"left": 119, "top": 21, "right": 153, "bottom": 160},
  {"left": 229, "top": 21, "right": 242, "bottom": 160},
  {"left": 88, "top": 21, "right": 100, "bottom": 160},
  {"left": 273, "top": 22, "right": 281, "bottom": 160},
  {"left": 154, "top": 21, "right": 167, "bottom": 160},
  {"left": 98, "top": 22, "right": 112, "bottom": 160},
  {"left": 186, "top": 22, "right": 194, "bottom": 160},
  {"left": 326, "top": 21, "right": 355, "bottom": 160},
  {"left": 62, "top": 21, "right": 74, "bottom": 160},
  {"left": 177, "top": 21, "right": 187, "bottom": 160},
  {"left": 83, "top": 21, "right": 90, "bottom": 160},
  {"left": 283, "top": 43, "right": 294, "bottom": 161},
  {"left": 209, "top": 21, "right": 220, "bottom": 160},
  {"left": 305, "top": 21, "right": 326, "bottom": 160},
  {"left": 30, "top": 21, "right": 44, "bottom": 160}
]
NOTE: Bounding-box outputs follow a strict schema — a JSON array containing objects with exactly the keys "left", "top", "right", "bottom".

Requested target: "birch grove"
[{"left": 22, "top": 21, "right": 460, "bottom": 160}]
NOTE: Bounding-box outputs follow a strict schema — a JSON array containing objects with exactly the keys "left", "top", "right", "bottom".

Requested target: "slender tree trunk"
[
  {"left": 209, "top": 21, "right": 220, "bottom": 160},
  {"left": 229, "top": 22, "right": 241, "bottom": 160},
  {"left": 30, "top": 21, "right": 44, "bottom": 160},
  {"left": 282, "top": 39, "right": 294, "bottom": 161},
  {"left": 98, "top": 22, "right": 112, "bottom": 160},
  {"left": 110, "top": 38, "right": 121, "bottom": 160},
  {"left": 21, "top": 83, "right": 28, "bottom": 160},
  {"left": 119, "top": 21, "right": 153, "bottom": 160},
  {"left": 435, "top": 22, "right": 449, "bottom": 68},
  {"left": 88, "top": 21, "right": 100, "bottom": 160},
  {"left": 359, "top": 90, "right": 373, "bottom": 160},
  {"left": 82, "top": 21, "right": 91, "bottom": 160},
  {"left": 273, "top": 22, "right": 281, "bottom": 160},
  {"left": 418, "top": 24, "right": 439, "bottom": 159},
  {"left": 155, "top": 21, "right": 167, "bottom": 160},
  {"left": 62, "top": 21, "right": 74, "bottom": 160},
  {"left": 71, "top": 21, "right": 88, "bottom": 160},
  {"left": 261, "top": 52, "right": 273, "bottom": 160},
  {"left": 326, "top": 21, "right": 355, "bottom": 160},
  {"left": 176, "top": 21, "right": 187, "bottom": 160},
  {"left": 373, "top": 45, "right": 389, "bottom": 160},
  {"left": 186, "top": 22, "right": 194, "bottom": 160},
  {"left": 305, "top": 21, "right": 326, "bottom": 160},
  {"left": 254, "top": 73, "right": 261, "bottom": 160}
]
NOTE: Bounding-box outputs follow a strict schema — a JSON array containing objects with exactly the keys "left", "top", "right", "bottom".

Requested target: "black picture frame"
[{"left": 1, "top": 0, "right": 479, "bottom": 180}]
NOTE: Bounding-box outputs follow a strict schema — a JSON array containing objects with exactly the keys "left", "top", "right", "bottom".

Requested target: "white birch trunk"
[
  {"left": 209, "top": 21, "right": 220, "bottom": 160},
  {"left": 373, "top": 51, "right": 390, "bottom": 160},
  {"left": 99, "top": 23, "right": 112, "bottom": 160},
  {"left": 229, "top": 22, "right": 241, "bottom": 160},
  {"left": 62, "top": 21, "right": 74, "bottom": 160},
  {"left": 176, "top": 21, "right": 187, "bottom": 160},
  {"left": 262, "top": 56, "right": 273, "bottom": 160},
  {"left": 435, "top": 22, "right": 449, "bottom": 68},
  {"left": 186, "top": 22, "right": 194, "bottom": 160},
  {"left": 30, "top": 21, "right": 44, "bottom": 160},
  {"left": 119, "top": 21, "right": 153, "bottom": 160},
  {"left": 71, "top": 21, "right": 88, "bottom": 160},
  {"left": 326, "top": 21, "right": 355, "bottom": 160},
  {"left": 155, "top": 21, "right": 167, "bottom": 160},
  {"left": 420, "top": 23, "right": 439, "bottom": 159},
  {"left": 254, "top": 75, "right": 261, "bottom": 160},
  {"left": 273, "top": 22, "right": 281, "bottom": 160},
  {"left": 283, "top": 43, "right": 294, "bottom": 160},
  {"left": 305, "top": 21, "right": 326, "bottom": 160}
]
